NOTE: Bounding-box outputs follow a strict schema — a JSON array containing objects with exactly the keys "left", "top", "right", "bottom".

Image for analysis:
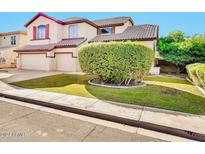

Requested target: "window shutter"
[
  {"left": 33, "top": 26, "right": 37, "bottom": 40},
  {"left": 46, "top": 24, "right": 49, "bottom": 39}
]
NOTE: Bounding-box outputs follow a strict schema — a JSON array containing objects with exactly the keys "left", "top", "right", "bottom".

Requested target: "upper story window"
[
  {"left": 69, "top": 24, "right": 78, "bottom": 38},
  {"left": 100, "top": 27, "right": 112, "bottom": 35},
  {"left": 33, "top": 24, "right": 49, "bottom": 40},
  {"left": 38, "top": 25, "right": 46, "bottom": 39},
  {"left": 11, "top": 36, "right": 16, "bottom": 45}
]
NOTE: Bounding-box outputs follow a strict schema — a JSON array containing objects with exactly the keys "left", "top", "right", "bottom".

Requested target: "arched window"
[{"left": 38, "top": 25, "right": 46, "bottom": 39}]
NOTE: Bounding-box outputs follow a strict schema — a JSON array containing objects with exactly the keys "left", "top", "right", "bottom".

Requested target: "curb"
[
  {"left": 88, "top": 79, "right": 147, "bottom": 89},
  {"left": 0, "top": 92, "right": 205, "bottom": 142}
]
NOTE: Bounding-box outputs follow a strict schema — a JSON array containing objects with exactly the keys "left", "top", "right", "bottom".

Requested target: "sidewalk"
[{"left": 0, "top": 81, "right": 205, "bottom": 141}]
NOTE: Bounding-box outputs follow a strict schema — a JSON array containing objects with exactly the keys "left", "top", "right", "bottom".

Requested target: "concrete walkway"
[
  {"left": 0, "top": 81, "right": 205, "bottom": 141},
  {"left": 0, "top": 69, "right": 62, "bottom": 83}
]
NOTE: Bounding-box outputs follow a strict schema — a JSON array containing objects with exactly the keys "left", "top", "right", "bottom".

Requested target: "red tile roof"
[
  {"left": 55, "top": 38, "right": 87, "bottom": 48},
  {"left": 62, "top": 17, "right": 98, "bottom": 27},
  {"left": 0, "top": 30, "right": 27, "bottom": 36},
  {"left": 14, "top": 38, "right": 87, "bottom": 52},
  {"left": 25, "top": 13, "right": 133, "bottom": 28},
  {"left": 93, "top": 16, "right": 134, "bottom": 27},
  {"left": 90, "top": 24, "right": 159, "bottom": 42},
  {"left": 62, "top": 17, "right": 85, "bottom": 22},
  {"left": 14, "top": 44, "right": 56, "bottom": 52},
  {"left": 25, "top": 13, "right": 98, "bottom": 28}
]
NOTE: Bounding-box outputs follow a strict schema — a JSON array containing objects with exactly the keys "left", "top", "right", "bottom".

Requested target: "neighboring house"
[
  {"left": 15, "top": 13, "right": 159, "bottom": 73},
  {"left": 0, "top": 31, "right": 27, "bottom": 68}
]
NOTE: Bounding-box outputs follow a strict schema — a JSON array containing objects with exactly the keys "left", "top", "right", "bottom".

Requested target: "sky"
[{"left": 0, "top": 12, "right": 204, "bottom": 37}]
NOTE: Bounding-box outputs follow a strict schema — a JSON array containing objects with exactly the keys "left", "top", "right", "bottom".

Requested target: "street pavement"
[{"left": 0, "top": 100, "right": 161, "bottom": 142}]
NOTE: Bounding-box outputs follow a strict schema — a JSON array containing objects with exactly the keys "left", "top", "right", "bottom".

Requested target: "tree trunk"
[
  {"left": 176, "top": 68, "right": 180, "bottom": 75},
  {"left": 176, "top": 65, "right": 181, "bottom": 75}
]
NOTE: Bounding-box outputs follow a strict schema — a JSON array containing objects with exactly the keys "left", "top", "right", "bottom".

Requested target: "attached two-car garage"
[
  {"left": 18, "top": 52, "right": 78, "bottom": 72},
  {"left": 15, "top": 38, "right": 86, "bottom": 72}
]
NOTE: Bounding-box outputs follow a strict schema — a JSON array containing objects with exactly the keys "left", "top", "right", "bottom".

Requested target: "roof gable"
[
  {"left": 25, "top": 12, "right": 64, "bottom": 27},
  {"left": 25, "top": 13, "right": 98, "bottom": 28}
]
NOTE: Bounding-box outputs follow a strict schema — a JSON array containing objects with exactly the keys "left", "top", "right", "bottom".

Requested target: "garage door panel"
[
  {"left": 56, "top": 54, "right": 76, "bottom": 71},
  {"left": 21, "top": 54, "right": 47, "bottom": 70}
]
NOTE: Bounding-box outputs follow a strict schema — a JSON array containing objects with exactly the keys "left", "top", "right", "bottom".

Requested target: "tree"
[
  {"left": 158, "top": 31, "right": 205, "bottom": 74},
  {"left": 167, "top": 30, "right": 185, "bottom": 43}
]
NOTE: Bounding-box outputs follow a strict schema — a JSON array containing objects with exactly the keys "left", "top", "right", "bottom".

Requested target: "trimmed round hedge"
[{"left": 79, "top": 42, "right": 154, "bottom": 85}]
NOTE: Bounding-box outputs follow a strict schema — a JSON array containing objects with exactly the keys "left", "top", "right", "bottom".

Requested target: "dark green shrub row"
[
  {"left": 78, "top": 42, "right": 154, "bottom": 85},
  {"left": 186, "top": 63, "right": 205, "bottom": 89}
]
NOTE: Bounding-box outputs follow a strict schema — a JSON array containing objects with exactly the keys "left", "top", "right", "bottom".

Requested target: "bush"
[
  {"left": 79, "top": 42, "right": 154, "bottom": 85},
  {"left": 0, "top": 57, "right": 6, "bottom": 64},
  {"left": 158, "top": 32, "right": 205, "bottom": 73},
  {"left": 196, "top": 64, "right": 205, "bottom": 89},
  {"left": 186, "top": 63, "right": 205, "bottom": 88},
  {"left": 186, "top": 63, "right": 201, "bottom": 85}
]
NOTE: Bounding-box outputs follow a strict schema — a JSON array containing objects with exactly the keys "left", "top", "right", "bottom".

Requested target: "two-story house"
[
  {"left": 15, "top": 13, "right": 159, "bottom": 73},
  {"left": 0, "top": 31, "right": 27, "bottom": 68}
]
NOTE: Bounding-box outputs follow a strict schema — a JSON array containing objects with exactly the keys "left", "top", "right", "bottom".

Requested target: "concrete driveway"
[{"left": 0, "top": 69, "right": 62, "bottom": 83}]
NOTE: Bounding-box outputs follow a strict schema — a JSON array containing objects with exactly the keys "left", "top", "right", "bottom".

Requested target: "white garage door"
[
  {"left": 56, "top": 54, "right": 76, "bottom": 72},
  {"left": 21, "top": 54, "right": 48, "bottom": 70}
]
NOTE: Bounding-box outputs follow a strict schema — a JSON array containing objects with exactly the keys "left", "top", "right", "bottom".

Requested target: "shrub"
[
  {"left": 195, "top": 64, "right": 205, "bottom": 89},
  {"left": 186, "top": 63, "right": 205, "bottom": 89},
  {"left": 186, "top": 63, "right": 201, "bottom": 85},
  {"left": 158, "top": 31, "right": 205, "bottom": 73},
  {"left": 0, "top": 57, "right": 6, "bottom": 64},
  {"left": 79, "top": 42, "right": 154, "bottom": 85}
]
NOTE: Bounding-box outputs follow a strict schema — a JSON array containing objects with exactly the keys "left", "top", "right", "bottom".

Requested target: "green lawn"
[
  {"left": 144, "top": 76, "right": 191, "bottom": 84},
  {"left": 11, "top": 74, "right": 205, "bottom": 115}
]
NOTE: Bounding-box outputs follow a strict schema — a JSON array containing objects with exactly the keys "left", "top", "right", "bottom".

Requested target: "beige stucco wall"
[
  {"left": 0, "top": 33, "right": 27, "bottom": 48},
  {"left": 63, "top": 23, "right": 97, "bottom": 41},
  {"left": 27, "top": 16, "right": 63, "bottom": 45},
  {"left": 115, "top": 21, "right": 132, "bottom": 34},
  {"left": 27, "top": 16, "right": 97, "bottom": 46},
  {"left": 138, "top": 40, "right": 155, "bottom": 50},
  {"left": 18, "top": 34, "right": 28, "bottom": 46},
  {"left": 0, "top": 47, "right": 17, "bottom": 68},
  {"left": 0, "top": 33, "right": 27, "bottom": 68},
  {"left": 0, "top": 35, "right": 15, "bottom": 47}
]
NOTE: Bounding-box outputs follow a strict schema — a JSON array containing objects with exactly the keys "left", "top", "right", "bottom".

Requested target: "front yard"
[{"left": 11, "top": 74, "right": 205, "bottom": 115}]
